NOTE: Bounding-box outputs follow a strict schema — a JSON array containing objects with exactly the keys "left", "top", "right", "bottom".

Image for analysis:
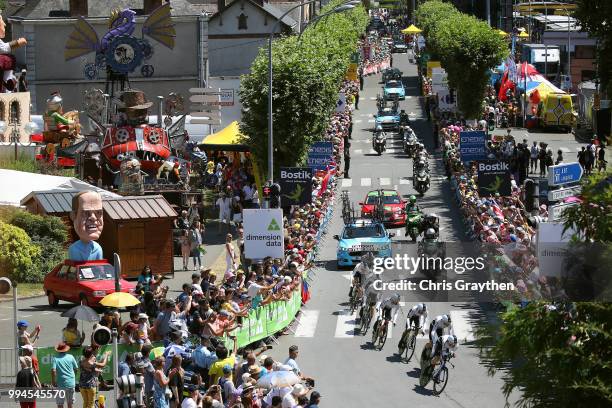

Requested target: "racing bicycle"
[
  {"left": 371, "top": 317, "right": 389, "bottom": 351},
  {"left": 360, "top": 303, "right": 374, "bottom": 335},
  {"left": 350, "top": 285, "right": 363, "bottom": 315},
  {"left": 420, "top": 354, "right": 455, "bottom": 395},
  {"left": 398, "top": 325, "right": 421, "bottom": 362}
]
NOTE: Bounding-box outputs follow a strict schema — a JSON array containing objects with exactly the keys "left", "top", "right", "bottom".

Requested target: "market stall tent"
[{"left": 199, "top": 121, "right": 248, "bottom": 152}]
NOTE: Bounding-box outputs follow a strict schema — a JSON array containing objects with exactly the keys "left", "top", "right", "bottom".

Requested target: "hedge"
[{"left": 0, "top": 221, "right": 41, "bottom": 283}]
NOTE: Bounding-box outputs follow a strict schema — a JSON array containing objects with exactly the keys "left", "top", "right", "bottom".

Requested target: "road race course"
[{"left": 261, "top": 52, "right": 520, "bottom": 407}]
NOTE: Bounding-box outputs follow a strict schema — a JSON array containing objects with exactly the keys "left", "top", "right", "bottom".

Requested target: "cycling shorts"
[
  {"left": 366, "top": 292, "right": 378, "bottom": 305},
  {"left": 409, "top": 316, "right": 419, "bottom": 329},
  {"left": 382, "top": 306, "right": 392, "bottom": 321}
]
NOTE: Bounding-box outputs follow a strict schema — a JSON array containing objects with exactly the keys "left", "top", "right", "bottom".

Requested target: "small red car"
[
  {"left": 44, "top": 259, "right": 135, "bottom": 307},
  {"left": 359, "top": 189, "right": 407, "bottom": 227}
]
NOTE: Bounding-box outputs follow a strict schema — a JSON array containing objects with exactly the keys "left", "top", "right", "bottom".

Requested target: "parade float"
[{"left": 59, "top": 3, "right": 202, "bottom": 206}]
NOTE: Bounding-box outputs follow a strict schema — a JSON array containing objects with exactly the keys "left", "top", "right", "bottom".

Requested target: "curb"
[{"left": 0, "top": 292, "right": 46, "bottom": 303}]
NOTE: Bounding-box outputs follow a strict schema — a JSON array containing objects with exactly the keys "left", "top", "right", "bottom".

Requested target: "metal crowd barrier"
[{"left": 0, "top": 347, "right": 17, "bottom": 385}]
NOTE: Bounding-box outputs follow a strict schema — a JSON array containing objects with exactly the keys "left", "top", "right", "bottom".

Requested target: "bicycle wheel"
[
  {"left": 433, "top": 366, "right": 449, "bottom": 395},
  {"left": 377, "top": 324, "right": 388, "bottom": 350},
  {"left": 371, "top": 321, "right": 379, "bottom": 344},
  {"left": 398, "top": 329, "right": 408, "bottom": 356},
  {"left": 360, "top": 309, "right": 369, "bottom": 334},
  {"left": 419, "top": 364, "right": 433, "bottom": 387},
  {"left": 405, "top": 331, "right": 417, "bottom": 361}
]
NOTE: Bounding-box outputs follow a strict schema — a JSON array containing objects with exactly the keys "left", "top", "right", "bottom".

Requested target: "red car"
[
  {"left": 359, "top": 189, "right": 407, "bottom": 227},
  {"left": 44, "top": 259, "right": 135, "bottom": 307}
]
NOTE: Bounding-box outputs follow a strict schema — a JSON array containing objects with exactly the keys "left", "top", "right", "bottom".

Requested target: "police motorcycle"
[
  {"left": 417, "top": 228, "right": 446, "bottom": 279},
  {"left": 404, "top": 195, "right": 424, "bottom": 242},
  {"left": 413, "top": 163, "right": 431, "bottom": 196},
  {"left": 399, "top": 109, "right": 410, "bottom": 127},
  {"left": 373, "top": 125, "right": 387, "bottom": 156},
  {"left": 402, "top": 126, "right": 418, "bottom": 157}
]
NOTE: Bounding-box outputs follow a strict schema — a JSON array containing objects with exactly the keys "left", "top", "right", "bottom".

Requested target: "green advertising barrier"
[{"left": 222, "top": 286, "right": 302, "bottom": 350}]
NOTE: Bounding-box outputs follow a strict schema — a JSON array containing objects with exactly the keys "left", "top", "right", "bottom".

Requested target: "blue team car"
[
  {"left": 334, "top": 219, "right": 394, "bottom": 267},
  {"left": 374, "top": 106, "right": 401, "bottom": 132},
  {"left": 383, "top": 79, "right": 406, "bottom": 100}
]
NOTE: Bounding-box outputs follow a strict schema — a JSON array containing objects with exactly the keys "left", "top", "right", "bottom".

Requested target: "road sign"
[
  {"left": 220, "top": 89, "right": 234, "bottom": 106},
  {"left": 550, "top": 202, "right": 578, "bottom": 221},
  {"left": 548, "top": 185, "right": 582, "bottom": 201},
  {"left": 191, "top": 111, "right": 221, "bottom": 118},
  {"left": 189, "top": 94, "right": 221, "bottom": 103},
  {"left": 190, "top": 118, "right": 221, "bottom": 125},
  {"left": 189, "top": 87, "right": 222, "bottom": 95},
  {"left": 548, "top": 162, "right": 583, "bottom": 186},
  {"left": 189, "top": 104, "right": 220, "bottom": 112}
]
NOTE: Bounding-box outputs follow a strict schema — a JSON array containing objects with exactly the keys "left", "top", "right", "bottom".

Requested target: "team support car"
[
  {"left": 359, "top": 189, "right": 407, "bottom": 227},
  {"left": 334, "top": 219, "right": 394, "bottom": 267},
  {"left": 383, "top": 79, "right": 406, "bottom": 100},
  {"left": 374, "top": 106, "right": 400, "bottom": 132},
  {"left": 382, "top": 67, "right": 402, "bottom": 83},
  {"left": 44, "top": 259, "right": 135, "bottom": 307}
]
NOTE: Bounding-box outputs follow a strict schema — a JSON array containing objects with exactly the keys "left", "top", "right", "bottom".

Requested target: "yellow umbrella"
[
  {"left": 496, "top": 29, "right": 508, "bottom": 36},
  {"left": 401, "top": 24, "right": 422, "bottom": 34},
  {"left": 518, "top": 31, "right": 529, "bottom": 39},
  {"left": 149, "top": 346, "right": 165, "bottom": 360},
  {"left": 99, "top": 292, "right": 141, "bottom": 308}
]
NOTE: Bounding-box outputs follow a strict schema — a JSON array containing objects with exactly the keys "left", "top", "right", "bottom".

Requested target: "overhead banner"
[
  {"left": 477, "top": 160, "right": 512, "bottom": 197},
  {"left": 243, "top": 209, "right": 285, "bottom": 259},
  {"left": 279, "top": 167, "right": 313, "bottom": 206},
  {"left": 459, "top": 130, "right": 487, "bottom": 163}
]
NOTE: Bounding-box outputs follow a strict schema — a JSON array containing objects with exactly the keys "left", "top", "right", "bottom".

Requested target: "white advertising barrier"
[
  {"left": 536, "top": 222, "right": 575, "bottom": 278},
  {"left": 431, "top": 68, "right": 448, "bottom": 86},
  {"left": 433, "top": 85, "right": 456, "bottom": 112},
  {"left": 244, "top": 209, "right": 285, "bottom": 259}
]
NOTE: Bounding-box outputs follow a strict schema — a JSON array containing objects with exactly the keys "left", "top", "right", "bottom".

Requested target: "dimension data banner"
[
  {"left": 279, "top": 167, "right": 313, "bottom": 206},
  {"left": 243, "top": 209, "right": 285, "bottom": 259}
]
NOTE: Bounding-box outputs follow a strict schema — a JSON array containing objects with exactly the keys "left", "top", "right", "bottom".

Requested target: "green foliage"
[
  {"left": 0, "top": 153, "right": 75, "bottom": 177},
  {"left": 574, "top": 0, "right": 612, "bottom": 97},
  {"left": 415, "top": 0, "right": 508, "bottom": 118},
  {"left": 239, "top": 0, "right": 368, "bottom": 176},
  {"left": 10, "top": 210, "right": 68, "bottom": 244},
  {"left": 0, "top": 221, "right": 41, "bottom": 283},
  {"left": 562, "top": 170, "right": 612, "bottom": 242},
  {"left": 481, "top": 302, "right": 612, "bottom": 408}
]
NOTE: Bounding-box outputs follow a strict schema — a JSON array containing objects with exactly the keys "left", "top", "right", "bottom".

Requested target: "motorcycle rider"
[
  {"left": 400, "top": 109, "right": 410, "bottom": 126},
  {"left": 422, "top": 213, "right": 439, "bottom": 238},
  {"left": 405, "top": 195, "right": 420, "bottom": 214},
  {"left": 373, "top": 125, "right": 387, "bottom": 152}
]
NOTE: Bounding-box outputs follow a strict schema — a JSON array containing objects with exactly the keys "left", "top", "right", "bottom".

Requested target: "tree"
[
  {"left": 573, "top": 0, "right": 612, "bottom": 97},
  {"left": 0, "top": 221, "right": 41, "bottom": 283},
  {"left": 415, "top": 0, "right": 508, "bottom": 119},
  {"left": 239, "top": 0, "right": 368, "bottom": 177}
]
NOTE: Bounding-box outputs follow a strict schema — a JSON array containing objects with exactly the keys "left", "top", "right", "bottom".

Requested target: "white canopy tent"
[{"left": 0, "top": 169, "right": 119, "bottom": 207}]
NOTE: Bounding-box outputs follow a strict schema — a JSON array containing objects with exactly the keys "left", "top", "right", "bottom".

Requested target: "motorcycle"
[
  {"left": 403, "top": 128, "right": 418, "bottom": 157},
  {"left": 417, "top": 239, "right": 445, "bottom": 279},
  {"left": 405, "top": 211, "right": 423, "bottom": 242},
  {"left": 414, "top": 169, "right": 430, "bottom": 196},
  {"left": 373, "top": 132, "right": 387, "bottom": 156}
]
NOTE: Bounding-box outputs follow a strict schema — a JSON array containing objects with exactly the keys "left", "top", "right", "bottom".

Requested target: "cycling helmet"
[
  {"left": 392, "top": 293, "right": 401, "bottom": 303},
  {"left": 440, "top": 314, "right": 450, "bottom": 325},
  {"left": 409, "top": 195, "right": 417, "bottom": 203},
  {"left": 421, "top": 303, "right": 427, "bottom": 312},
  {"left": 427, "top": 213, "right": 438, "bottom": 220},
  {"left": 448, "top": 335, "right": 457, "bottom": 347},
  {"left": 425, "top": 228, "right": 436, "bottom": 239},
  {"left": 447, "top": 313, "right": 452, "bottom": 324},
  {"left": 376, "top": 125, "right": 383, "bottom": 131}
]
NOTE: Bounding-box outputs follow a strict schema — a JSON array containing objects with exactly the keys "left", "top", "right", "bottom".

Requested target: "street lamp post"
[
  {"left": 267, "top": 0, "right": 359, "bottom": 182},
  {"left": 0, "top": 278, "right": 19, "bottom": 375}
]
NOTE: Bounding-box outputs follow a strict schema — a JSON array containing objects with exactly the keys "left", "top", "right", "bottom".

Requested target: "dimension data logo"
[{"left": 268, "top": 219, "right": 281, "bottom": 231}]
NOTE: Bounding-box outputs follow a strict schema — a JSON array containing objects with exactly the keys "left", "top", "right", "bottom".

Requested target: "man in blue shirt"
[
  {"left": 68, "top": 191, "right": 104, "bottom": 261},
  {"left": 51, "top": 342, "right": 78, "bottom": 408}
]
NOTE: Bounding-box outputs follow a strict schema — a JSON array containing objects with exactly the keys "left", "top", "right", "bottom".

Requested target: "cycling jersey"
[
  {"left": 429, "top": 315, "right": 454, "bottom": 343},
  {"left": 431, "top": 334, "right": 456, "bottom": 359},
  {"left": 407, "top": 305, "right": 428, "bottom": 329},
  {"left": 379, "top": 298, "right": 401, "bottom": 324},
  {"left": 351, "top": 261, "right": 371, "bottom": 289}
]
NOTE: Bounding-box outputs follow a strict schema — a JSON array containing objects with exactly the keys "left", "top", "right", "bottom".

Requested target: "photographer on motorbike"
[
  {"left": 373, "top": 125, "right": 387, "bottom": 154},
  {"left": 400, "top": 109, "right": 410, "bottom": 126}
]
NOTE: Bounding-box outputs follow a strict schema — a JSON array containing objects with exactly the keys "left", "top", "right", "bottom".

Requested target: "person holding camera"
[{"left": 181, "top": 384, "right": 202, "bottom": 408}]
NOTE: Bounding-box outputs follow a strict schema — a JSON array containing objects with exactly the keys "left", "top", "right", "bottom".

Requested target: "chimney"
[
  {"left": 144, "top": 0, "right": 163, "bottom": 14},
  {"left": 69, "top": 0, "right": 88, "bottom": 17}
]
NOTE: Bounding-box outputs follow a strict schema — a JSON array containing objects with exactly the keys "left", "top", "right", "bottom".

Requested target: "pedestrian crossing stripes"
[
  {"left": 352, "top": 148, "right": 403, "bottom": 154},
  {"left": 339, "top": 176, "right": 446, "bottom": 188},
  {"left": 379, "top": 177, "right": 391, "bottom": 186},
  {"left": 295, "top": 310, "right": 320, "bottom": 338},
  {"left": 559, "top": 147, "right": 571, "bottom": 153},
  {"left": 301, "top": 307, "right": 475, "bottom": 341},
  {"left": 399, "top": 177, "right": 411, "bottom": 185},
  {"left": 341, "top": 178, "right": 353, "bottom": 187},
  {"left": 361, "top": 178, "right": 372, "bottom": 186}
]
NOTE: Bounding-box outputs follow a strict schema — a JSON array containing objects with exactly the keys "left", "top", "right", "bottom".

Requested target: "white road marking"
[
  {"left": 369, "top": 97, "right": 377, "bottom": 100},
  {"left": 0, "top": 318, "right": 11, "bottom": 321},
  {"left": 379, "top": 177, "right": 391, "bottom": 186},
  {"left": 559, "top": 147, "right": 570, "bottom": 153},
  {"left": 450, "top": 310, "right": 475, "bottom": 343},
  {"left": 361, "top": 178, "right": 372, "bottom": 186},
  {"left": 399, "top": 178, "right": 411, "bottom": 185},
  {"left": 334, "top": 310, "right": 357, "bottom": 338},
  {"left": 406, "top": 96, "right": 412, "bottom": 99},
  {"left": 295, "top": 310, "right": 320, "bottom": 338},
  {"left": 42, "top": 312, "right": 53, "bottom": 315},
  {"left": 367, "top": 119, "right": 375, "bottom": 123},
  {"left": 355, "top": 119, "right": 363, "bottom": 123},
  {"left": 341, "top": 178, "right": 353, "bottom": 187},
  {"left": 354, "top": 149, "right": 363, "bottom": 154},
  {"left": 393, "top": 185, "right": 398, "bottom": 191},
  {"left": 22, "top": 314, "right": 32, "bottom": 317}
]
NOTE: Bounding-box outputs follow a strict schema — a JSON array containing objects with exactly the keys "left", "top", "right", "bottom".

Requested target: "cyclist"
[
  {"left": 431, "top": 334, "right": 457, "bottom": 367},
  {"left": 405, "top": 195, "right": 420, "bottom": 214},
  {"left": 429, "top": 314, "right": 454, "bottom": 352},
  {"left": 374, "top": 294, "right": 402, "bottom": 336},
  {"left": 406, "top": 303, "right": 428, "bottom": 333},
  {"left": 349, "top": 252, "right": 374, "bottom": 298}
]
